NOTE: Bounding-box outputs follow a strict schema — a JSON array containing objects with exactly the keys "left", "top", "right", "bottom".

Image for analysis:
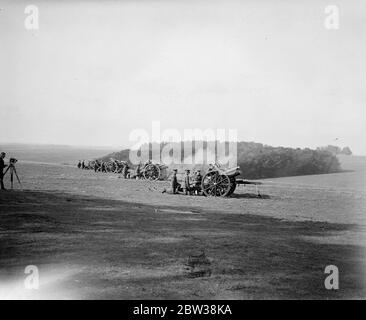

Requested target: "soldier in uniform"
[
  {"left": 144, "top": 159, "right": 152, "bottom": 168},
  {"left": 194, "top": 170, "right": 203, "bottom": 195},
  {"left": 77, "top": 161, "right": 81, "bottom": 169},
  {"left": 136, "top": 162, "right": 141, "bottom": 179},
  {"left": 183, "top": 169, "right": 191, "bottom": 195},
  {"left": 162, "top": 169, "right": 181, "bottom": 194},
  {"left": 122, "top": 163, "right": 129, "bottom": 179},
  {"left": 171, "top": 169, "right": 179, "bottom": 194},
  {"left": 0, "top": 152, "right": 7, "bottom": 190}
]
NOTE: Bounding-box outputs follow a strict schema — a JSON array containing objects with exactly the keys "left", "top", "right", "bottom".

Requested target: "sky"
[{"left": 0, "top": 0, "right": 365, "bottom": 154}]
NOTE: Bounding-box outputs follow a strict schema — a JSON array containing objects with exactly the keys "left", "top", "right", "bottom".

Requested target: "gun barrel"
[{"left": 236, "top": 179, "right": 262, "bottom": 185}]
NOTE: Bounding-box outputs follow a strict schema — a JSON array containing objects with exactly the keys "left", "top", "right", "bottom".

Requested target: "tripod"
[{"left": 3, "top": 163, "right": 22, "bottom": 189}]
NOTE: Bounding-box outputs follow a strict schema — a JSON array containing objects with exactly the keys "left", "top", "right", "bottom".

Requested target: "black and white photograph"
[{"left": 0, "top": 0, "right": 365, "bottom": 305}]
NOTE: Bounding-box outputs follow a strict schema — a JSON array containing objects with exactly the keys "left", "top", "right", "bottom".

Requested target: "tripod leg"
[
  {"left": 3, "top": 165, "right": 10, "bottom": 176},
  {"left": 10, "top": 168, "right": 14, "bottom": 190},
  {"left": 13, "top": 167, "right": 22, "bottom": 186}
]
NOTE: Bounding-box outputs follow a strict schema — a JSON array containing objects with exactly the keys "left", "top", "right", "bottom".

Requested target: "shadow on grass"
[
  {"left": 229, "top": 192, "right": 271, "bottom": 199},
  {"left": 0, "top": 189, "right": 365, "bottom": 299}
]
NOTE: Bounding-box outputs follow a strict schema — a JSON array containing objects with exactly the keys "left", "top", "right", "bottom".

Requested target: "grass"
[
  {"left": 0, "top": 189, "right": 365, "bottom": 299},
  {"left": 0, "top": 155, "right": 365, "bottom": 299}
]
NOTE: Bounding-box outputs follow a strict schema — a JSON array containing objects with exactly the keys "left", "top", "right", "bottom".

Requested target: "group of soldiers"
[
  {"left": 77, "top": 160, "right": 94, "bottom": 170},
  {"left": 77, "top": 160, "right": 86, "bottom": 170},
  {"left": 165, "top": 169, "right": 203, "bottom": 195},
  {"left": 78, "top": 160, "right": 106, "bottom": 173}
]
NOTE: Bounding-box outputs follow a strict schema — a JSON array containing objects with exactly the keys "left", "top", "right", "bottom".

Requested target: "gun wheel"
[
  {"left": 105, "top": 161, "right": 116, "bottom": 173},
  {"left": 143, "top": 164, "right": 161, "bottom": 181},
  {"left": 201, "top": 170, "right": 231, "bottom": 197}
]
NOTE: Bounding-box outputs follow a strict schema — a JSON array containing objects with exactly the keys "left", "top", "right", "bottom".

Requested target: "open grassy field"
[{"left": 0, "top": 155, "right": 365, "bottom": 299}]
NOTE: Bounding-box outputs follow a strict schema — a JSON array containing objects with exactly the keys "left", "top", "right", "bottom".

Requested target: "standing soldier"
[
  {"left": 77, "top": 161, "right": 81, "bottom": 169},
  {"left": 136, "top": 162, "right": 141, "bottom": 180},
  {"left": 171, "top": 169, "right": 179, "bottom": 194},
  {"left": 122, "top": 163, "right": 129, "bottom": 179},
  {"left": 0, "top": 152, "right": 7, "bottom": 190},
  {"left": 184, "top": 169, "right": 191, "bottom": 195},
  {"left": 194, "top": 170, "right": 203, "bottom": 195},
  {"left": 82, "top": 160, "right": 85, "bottom": 169},
  {"left": 162, "top": 169, "right": 181, "bottom": 194}
]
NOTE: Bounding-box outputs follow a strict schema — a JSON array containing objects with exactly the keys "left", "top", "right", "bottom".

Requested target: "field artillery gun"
[
  {"left": 201, "top": 163, "right": 261, "bottom": 197},
  {"left": 86, "top": 160, "right": 98, "bottom": 170},
  {"left": 140, "top": 162, "right": 168, "bottom": 181},
  {"left": 105, "top": 159, "right": 128, "bottom": 174},
  {"left": 87, "top": 159, "right": 103, "bottom": 171}
]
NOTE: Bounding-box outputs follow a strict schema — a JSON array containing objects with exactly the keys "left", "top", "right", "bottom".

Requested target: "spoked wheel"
[
  {"left": 111, "top": 162, "right": 119, "bottom": 173},
  {"left": 105, "top": 161, "right": 117, "bottom": 173},
  {"left": 91, "top": 161, "right": 102, "bottom": 172},
  {"left": 143, "top": 164, "right": 161, "bottom": 181},
  {"left": 89, "top": 161, "right": 95, "bottom": 170},
  {"left": 201, "top": 170, "right": 231, "bottom": 197},
  {"left": 115, "top": 164, "right": 124, "bottom": 174}
]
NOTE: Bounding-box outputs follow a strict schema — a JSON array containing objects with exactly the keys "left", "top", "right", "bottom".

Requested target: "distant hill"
[
  {"left": 0, "top": 143, "right": 118, "bottom": 165},
  {"left": 99, "top": 141, "right": 342, "bottom": 179}
]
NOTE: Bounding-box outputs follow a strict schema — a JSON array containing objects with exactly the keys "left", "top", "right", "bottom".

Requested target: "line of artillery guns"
[
  {"left": 78, "top": 160, "right": 261, "bottom": 198},
  {"left": 79, "top": 159, "right": 166, "bottom": 180}
]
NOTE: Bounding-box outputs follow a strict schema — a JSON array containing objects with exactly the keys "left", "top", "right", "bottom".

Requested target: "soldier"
[
  {"left": 94, "top": 160, "right": 99, "bottom": 172},
  {"left": 77, "top": 161, "right": 81, "bottom": 169},
  {"left": 194, "top": 170, "right": 203, "bottom": 195},
  {"left": 122, "top": 163, "right": 129, "bottom": 179},
  {"left": 136, "top": 162, "right": 141, "bottom": 180},
  {"left": 144, "top": 159, "right": 152, "bottom": 168},
  {"left": 0, "top": 152, "right": 7, "bottom": 190},
  {"left": 184, "top": 169, "right": 191, "bottom": 195},
  {"left": 162, "top": 169, "right": 181, "bottom": 194},
  {"left": 82, "top": 160, "right": 85, "bottom": 169},
  {"left": 171, "top": 169, "right": 180, "bottom": 194},
  {"left": 171, "top": 169, "right": 178, "bottom": 194}
]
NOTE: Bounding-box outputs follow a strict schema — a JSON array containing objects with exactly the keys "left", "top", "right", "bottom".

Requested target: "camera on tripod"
[
  {"left": 3, "top": 157, "right": 21, "bottom": 189},
  {"left": 9, "top": 158, "right": 18, "bottom": 165}
]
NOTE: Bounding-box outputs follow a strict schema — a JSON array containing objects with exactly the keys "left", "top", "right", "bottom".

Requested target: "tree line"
[
  {"left": 101, "top": 141, "right": 342, "bottom": 179},
  {"left": 237, "top": 142, "right": 341, "bottom": 179}
]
